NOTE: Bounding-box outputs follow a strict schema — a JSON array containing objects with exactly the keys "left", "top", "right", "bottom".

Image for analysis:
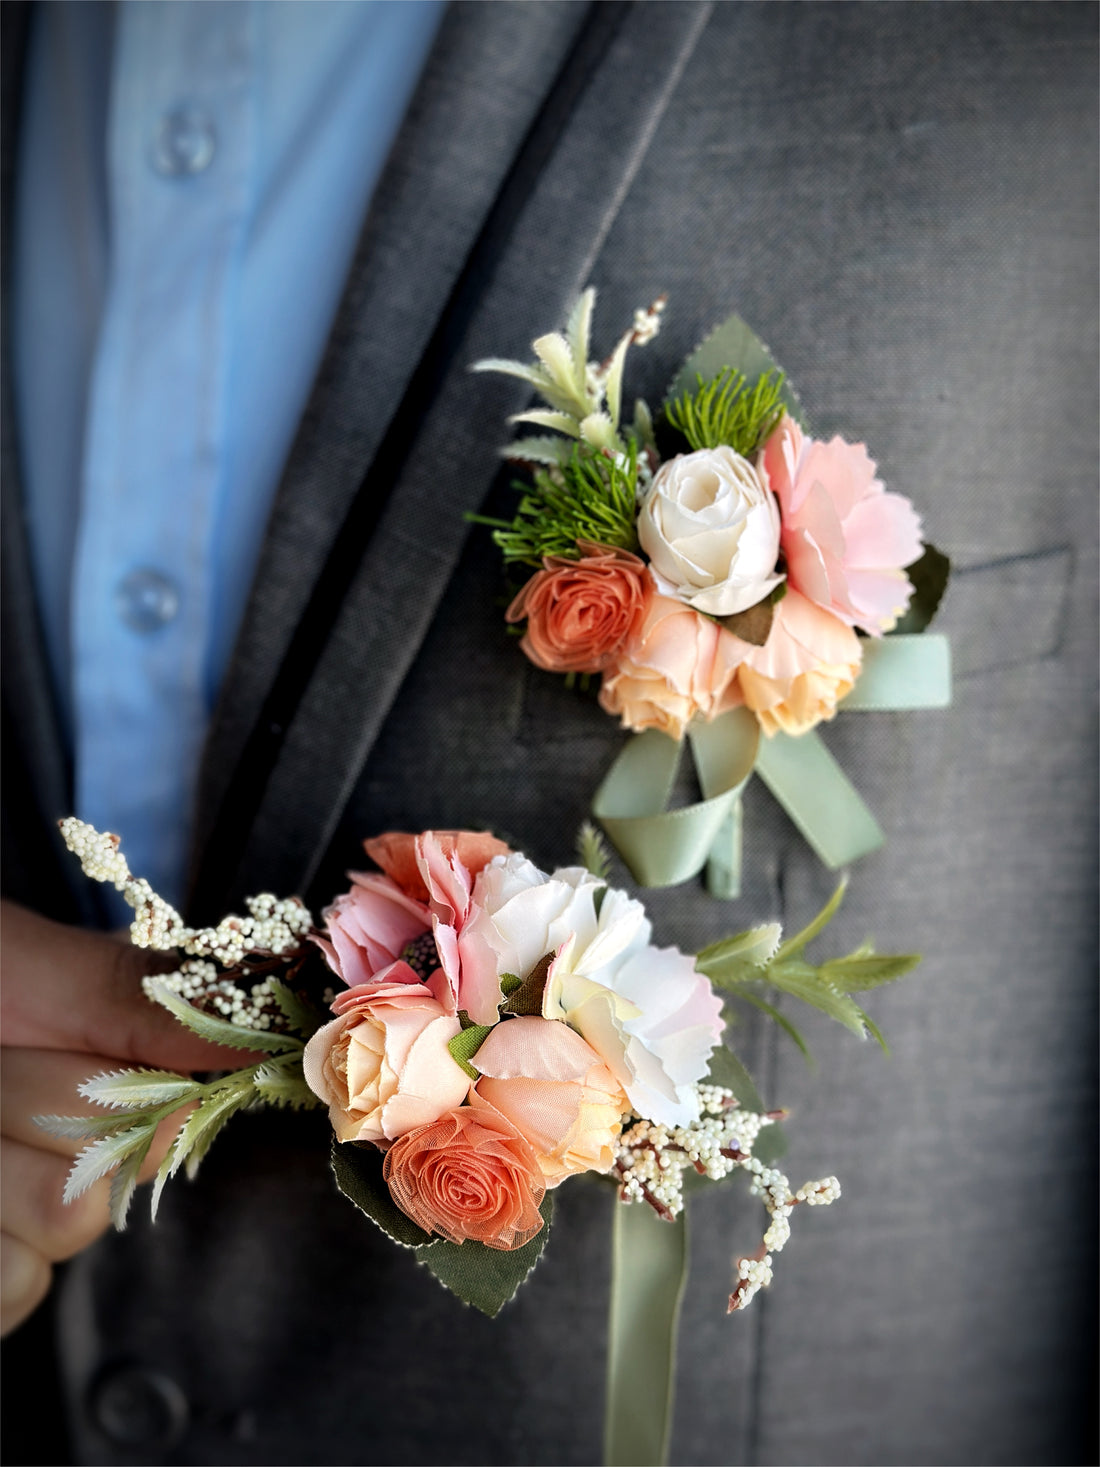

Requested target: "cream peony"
[{"left": 638, "top": 446, "right": 783, "bottom": 616}]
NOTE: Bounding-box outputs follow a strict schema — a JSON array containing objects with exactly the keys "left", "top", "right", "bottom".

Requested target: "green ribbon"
[
  {"left": 604, "top": 1201, "right": 688, "bottom": 1467},
  {"left": 592, "top": 708, "right": 758, "bottom": 895},
  {"left": 592, "top": 634, "right": 951, "bottom": 890}
]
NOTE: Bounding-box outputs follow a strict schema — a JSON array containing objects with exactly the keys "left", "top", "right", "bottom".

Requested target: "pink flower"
[
  {"left": 318, "top": 830, "right": 511, "bottom": 1024},
  {"left": 302, "top": 981, "right": 470, "bottom": 1144},
  {"left": 598, "top": 581, "right": 744, "bottom": 741},
  {"left": 760, "top": 416, "right": 922, "bottom": 635},
  {"left": 472, "top": 1017, "right": 628, "bottom": 1185},
  {"left": 735, "top": 589, "right": 862, "bottom": 737}
]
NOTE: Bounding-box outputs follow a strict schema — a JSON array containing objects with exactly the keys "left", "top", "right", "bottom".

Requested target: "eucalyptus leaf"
[
  {"left": 818, "top": 952, "right": 920, "bottom": 991},
  {"left": 146, "top": 977, "right": 303, "bottom": 1054},
  {"left": 78, "top": 1067, "right": 201, "bottom": 1110},
  {"left": 667, "top": 314, "right": 806, "bottom": 426},
  {"left": 891, "top": 543, "right": 951, "bottom": 635},
  {"left": 330, "top": 1139, "right": 434, "bottom": 1248},
  {"left": 413, "top": 1193, "right": 555, "bottom": 1317}
]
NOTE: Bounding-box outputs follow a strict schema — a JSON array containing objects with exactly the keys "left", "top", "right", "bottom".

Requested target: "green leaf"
[
  {"left": 413, "top": 1193, "right": 555, "bottom": 1317},
  {"left": 499, "top": 952, "right": 553, "bottom": 1018},
  {"left": 860, "top": 1011, "right": 891, "bottom": 1055},
  {"left": 705, "top": 1045, "right": 766, "bottom": 1112},
  {"left": 499, "top": 435, "right": 575, "bottom": 467},
  {"left": 78, "top": 1067, "right": 201, "bottom": 1110},
  {"left": 665, "top": 367, "right": 787, "bottom": 457},
  {"left": 667, "top": 314, "right": 806, "bottom": 427},
  {"left": 696, "top": 923, "right": 782, "bottom": 987},
  {"left": 766, "top": 960, "right": 867, "bottom": 1039},
  {"left": 576, "top": 820, "right": 612, "bottom": 881},
  {"left": 151, "top": 1079, "right": 254, "bottom": 1216},
  {"left": 146, "top": 977, "right": 303, "bottom": 1054},
  {"left": 818, "top": 952, "right": 921, "bottom": 991},
  {"left": 448, "top": 1024, "right": 494, "bottom": 1081},
  {"left": 603, "top": 330, "right": 632, "bottom": 430},
  {"left": 508, "top": 408, "right": 580, "bottom": 437},
  {"left": 735, "top": 990, "right": 813, "bottom": 1066},
  {"left": 774, "top": 880, "right": 847, "bottom": 962},
  {"left": 330, "top": 1140, "right": 434, "bottom": 1248},
  {"left": 891, "top": 543, "right": 951, "bottom": 635},
  {"left": 566, "top": 287, "right": 596, "bottom": 384},
  {"left": 252, "top": 1055, "right": 320, "bottom": 1110},
  {"left": 64, "top": 1124, "right": 157, "bottom": 1203},
  {"left": 499, "top": 973, "right": 524, "bottom": 997},
  {"left": 108, "top": 1129, "right": 155, "bottom": 1230},
  {"left": 268, "top": 978, "right": 327, "bottom": 1039},
  {"left": 35, "top": 1112, "right": 158, "bottom": 1142}
]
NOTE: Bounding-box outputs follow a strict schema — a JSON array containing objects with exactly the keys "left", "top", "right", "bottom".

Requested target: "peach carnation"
[
  {"left": 302, "top": 981, "right": 470, "bottom": 1143},
  {"left": 383, "top": 1092, "right": 546, "bottom": 1249},
  {"left": 598, "top": 582, "right": 744, "bottom": 740},
  {"left": 760, "top": 416, "right": 922, "bottom": 635},
  {"left": 736, "top": 589, "right": 862, "bottom": 737},
  {"left": 364, "top": 830, "right": 510, "bottom": 904},
  {"left": 506, "top": 541, "right": 648, "bottom": 674},
  {"left": 472, "top": 1017, "right": 628, "bottom": 1186}
]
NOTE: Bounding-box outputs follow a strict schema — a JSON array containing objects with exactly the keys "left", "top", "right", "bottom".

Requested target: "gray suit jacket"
[{"left": 3, "top": 4, "right": 1096, "bottom": 1464}]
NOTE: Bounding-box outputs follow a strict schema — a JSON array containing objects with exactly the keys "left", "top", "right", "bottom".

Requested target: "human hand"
[{"left": 1, "top": 899, "right": 248, "bottom": 1335}]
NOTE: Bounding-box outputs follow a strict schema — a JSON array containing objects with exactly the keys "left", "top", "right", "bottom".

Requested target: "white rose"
[{"left": 638, "top": 446, "right": 783, "bottom": 616}]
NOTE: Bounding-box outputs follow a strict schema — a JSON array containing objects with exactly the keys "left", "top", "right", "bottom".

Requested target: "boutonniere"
[
  {"left": 471, "top": 294, "right": 951, "bottom": 896},
  {"left": 46, "top": 818, "right": 918, "bottom": 1466}
]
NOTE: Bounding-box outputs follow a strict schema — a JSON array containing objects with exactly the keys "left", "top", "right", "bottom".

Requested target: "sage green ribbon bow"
[{"left": 593, "top": 634, "right": 951, "bottom": 897}]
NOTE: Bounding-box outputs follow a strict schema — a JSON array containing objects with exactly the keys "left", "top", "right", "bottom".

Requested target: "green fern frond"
[{"left": 666, "top": 367, "right": 786, "bottom": 456}]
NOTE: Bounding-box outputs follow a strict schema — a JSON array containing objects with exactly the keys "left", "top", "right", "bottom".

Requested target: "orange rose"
[
  {"left": 383, "top": 1092, "right": 546, "bottom": 1250},
  {"left": 598, "top": 583, "right": 744, "bottom": 740},
  {"left": 736, "top": 590, "right": 862, "bottom": 736},
  {"left": 506, "top": 541, "right": 648, "bottom": 674},
  {"left": 472, "top": 1017, "right": 628, "bottom": 1186},
  {"left": 363, "top": 829, "right": 511, "bottom": 903}
]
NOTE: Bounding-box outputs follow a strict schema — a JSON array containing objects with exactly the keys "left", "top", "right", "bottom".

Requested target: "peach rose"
[
  {"left": 598, "top": 582, "right": 744, "bottom": 740},
  {"left": 506, "top": 542, "right": 648, "bottom": 674},
  {"left": 302, "top": 981, "right": 470, "bottom": 1143},
  {"left": 472, "top": 1017, "right": 628, "bottom": 1186},
  {"left": 736, "top": 589, "right": 862, "bottom": 737},
  {"left": 760, "top": 416, "right": 922, "bottom": 635},
  {"left": 383, "top": 1092, "right": 546, "bottom": 1249}
]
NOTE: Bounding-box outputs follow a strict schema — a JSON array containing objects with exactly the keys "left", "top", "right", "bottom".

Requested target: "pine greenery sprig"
[
  {"left": 666, "top": 366, "right": 786, "bottom": 456},
  {"left": 469, "top": 443, "right": 640, "bottom": 567}
]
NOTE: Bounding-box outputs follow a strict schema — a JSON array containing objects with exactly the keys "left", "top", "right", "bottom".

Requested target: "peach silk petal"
[
  {"left": 365, "top": 831, "right": 512, "bottom": 901},
  {"left": 473, "top": 1015, "right": 600, "bottom": 1082}
]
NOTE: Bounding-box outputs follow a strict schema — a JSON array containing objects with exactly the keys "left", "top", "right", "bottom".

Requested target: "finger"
[
  {"left": 1, "top": 1135, "right": 114, "bottom": 1264},
  {"left": 1, "top": 900, "right": 261, "bottom": 1071},
  {"left": 1, "top": 1232, "right": 51, "bottom": 1337},
  {"left": 1, "top": 1048, "right": 193, "bottom": 1163}
]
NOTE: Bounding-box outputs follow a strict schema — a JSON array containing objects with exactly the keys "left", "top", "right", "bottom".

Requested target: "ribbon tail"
[
  {"left": 755, "top": 728, "right": 884, "bottom": 868},
  {"left": 604, "top": 1199, "right": 688, "bottom": 1467},
  {"left": 840, "top": 633, "right": 952, "bottom": 711},
  {"left": 593, "top": 710, "right": 758, "bottom": 891},
  {"left": 689, "top": 711, "right": 757, "bottom": 900}
]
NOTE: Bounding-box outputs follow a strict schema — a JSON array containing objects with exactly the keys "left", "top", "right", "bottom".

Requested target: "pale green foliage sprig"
[
  {"left": 696, "top": 880, "right": 920, "bottom": 1062},
  {"left": 37, "top": 975, "right": 320, "bottom": 1229},
  {"left": 472, "top": 442, "right": 640, "bottom": 568},
  {"left": 470, "top": 287, "right": 663, "bottom": 464},
  {"left": 665, "top": 366, "right": 787, "bottom": 457}
]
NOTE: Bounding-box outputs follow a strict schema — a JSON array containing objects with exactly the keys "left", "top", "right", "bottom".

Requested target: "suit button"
[{"left": 88, "top": 1365, "right": 190, "bottom": 1449}]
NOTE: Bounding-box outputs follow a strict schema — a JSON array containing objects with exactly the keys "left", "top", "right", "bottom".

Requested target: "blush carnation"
[
  {"left": 760, "top": 416, "right": 922, "bottom": 635},
  {"left": 383, "top": 1092, "right": 546, "bottom": 1249},
  {"left": 506, "top": 541, "right": 648, "bottom": 674},
  {"left": 735, "top": 589, "right": 862, "bottom": 737},
  {"left": 314, "top": 873, "right": 433, "bottom": 990},
  {"left": 598, "top": 583, "right": 744, "bottom": 741}
]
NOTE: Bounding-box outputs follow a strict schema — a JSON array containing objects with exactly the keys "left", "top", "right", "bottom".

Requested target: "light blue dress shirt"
[{"left": 13, "top": 0, "right": 444, "bottom": 909}]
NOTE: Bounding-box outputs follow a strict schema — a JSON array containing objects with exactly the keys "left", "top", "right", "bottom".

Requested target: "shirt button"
[
  {"left": 116, "top": 568, "right": 181, "bottom": 632},
  {"left": 152, "top": 106, "right": 216, "bottom": 176},
  {"left": 87, "top": 1364, "right": 190, "bottom": 1449}
]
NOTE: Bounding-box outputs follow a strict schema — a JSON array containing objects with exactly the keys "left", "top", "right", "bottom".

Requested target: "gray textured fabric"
[{"left": 3, "top": 3, "right": 1096, "bottom": 1465}]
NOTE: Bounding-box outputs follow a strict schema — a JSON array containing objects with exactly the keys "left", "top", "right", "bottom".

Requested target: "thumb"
[{"left": 1, "top": 900, "right": 262, "bottom": 1072}]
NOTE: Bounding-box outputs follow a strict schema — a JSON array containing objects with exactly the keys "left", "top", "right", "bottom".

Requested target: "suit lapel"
[{"left": 193, "top": 0, "right": 714, "bottom": 910}]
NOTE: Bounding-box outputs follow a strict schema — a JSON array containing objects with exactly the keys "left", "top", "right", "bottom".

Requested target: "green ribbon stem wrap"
[
  {"left": 605, "top": 1200, "right": 689, "bottom": 1467},
  {"left": 593, "top": 634, "right": 951, "bottom": 894}
]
